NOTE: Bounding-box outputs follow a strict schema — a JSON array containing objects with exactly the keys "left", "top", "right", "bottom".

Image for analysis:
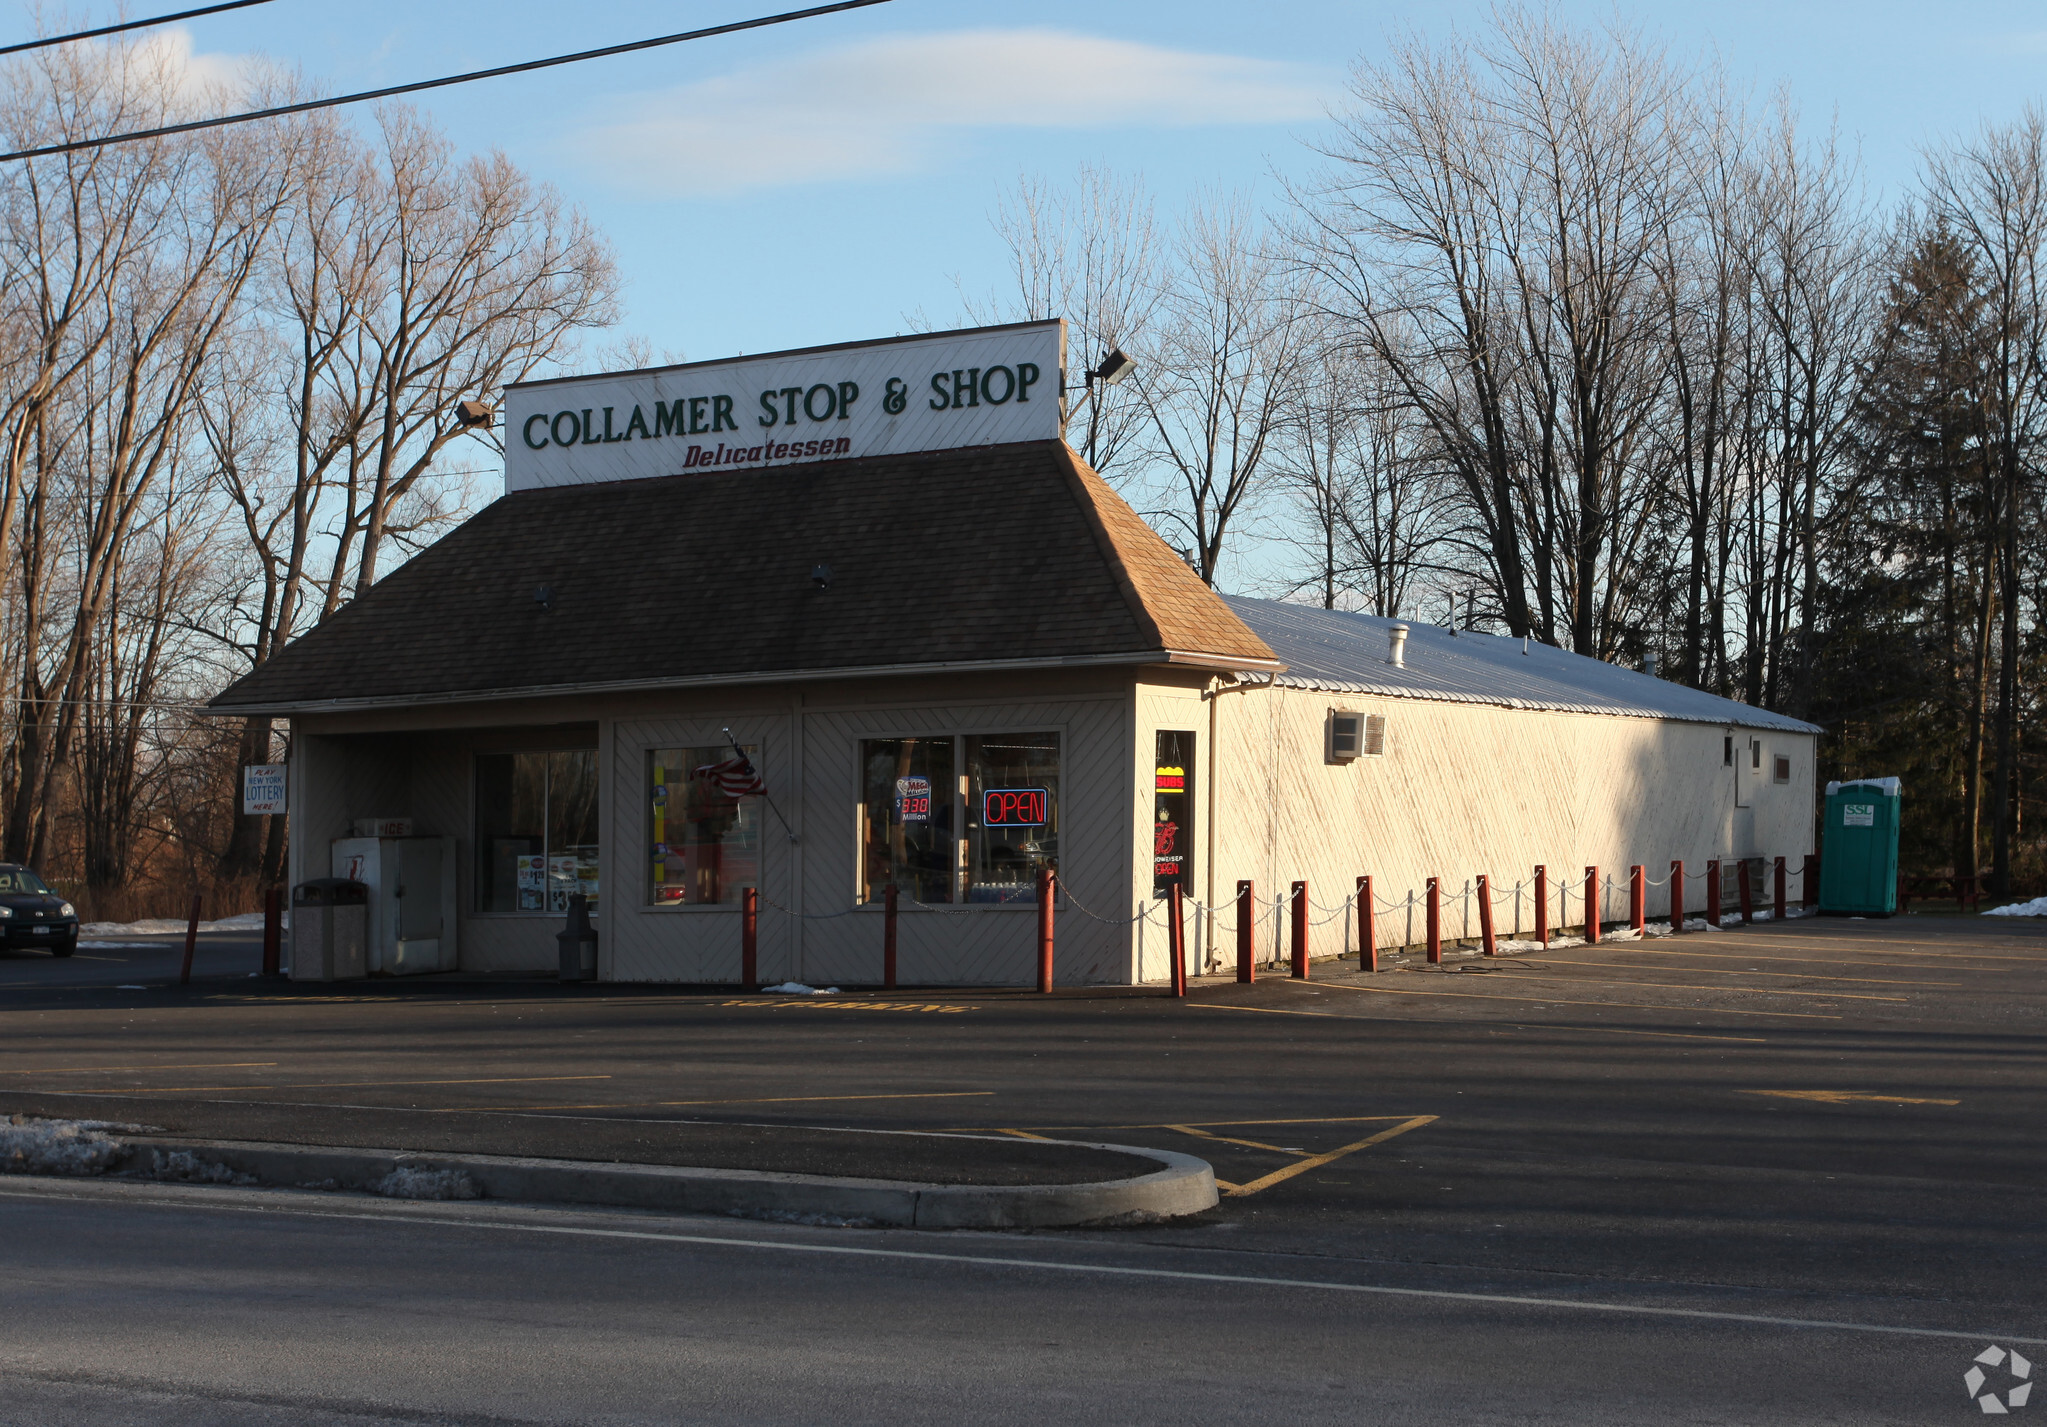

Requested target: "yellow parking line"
[
  {"left": 951, "top": 1115, "right": 1421, "bottom": 1133},
  {"left": 1194, "top": 1003, "right": 1342, "bottom": 1019},
  {"left": 997, "top": 1128, "right": 1053, "bottom": 1141},
  {"left": 1717, "top": 935, "right": 2045, "bottom": 963},
  {"left": 1436, "top": 971, "right": 1906, "bottom": 1003},
  {"left": 1224, "top": 1116, "right": 1438, "bottom": 1198},
  {"left": 1743, "top": 1090, "right": 1960, "bottom": 1106},
  {"left": 1535, "top": 956, "right": 1950, "bottom": 987},
  {"left": 1168, "top": 1124, "right": 1305, "bottom": 1155},
  {"left": 1303, "top": 980, "right": 1843, "bottom": 1020},
  {"left": 0, "top": 1062, "right": 277, "bottom": 1076},
  {"left": 68, "top": 1075, "right": 613, "bottom": 1095},
  {"left": 1499, "top": 1022, "right": 1767, "bottom": 1044},
  {"left": 488, "top": 1090, "right": 999, "bottom": 1112}
]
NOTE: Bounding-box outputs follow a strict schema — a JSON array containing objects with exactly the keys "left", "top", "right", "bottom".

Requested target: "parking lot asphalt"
[{"left": 1, "top": 914, "right": 2042, "bottom": 1332}]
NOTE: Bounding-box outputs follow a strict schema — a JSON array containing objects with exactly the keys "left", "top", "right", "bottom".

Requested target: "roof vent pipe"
[
  {"left": 1643, "top": 650, "right": 1659, "bottom": 679},
  {"left": 1388, "top": 623, "right": 1409, "bottom": 667}
]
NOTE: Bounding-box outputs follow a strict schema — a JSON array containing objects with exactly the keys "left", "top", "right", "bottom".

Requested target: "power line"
[
  {"left": 0, "top": 0, "right": 890, "bottom": 163},
  {"left": 0, "top": 1, "right": 277, "bottom": 58}
]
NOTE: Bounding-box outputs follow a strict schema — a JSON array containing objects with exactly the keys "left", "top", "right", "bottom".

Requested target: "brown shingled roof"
[{"left": 210, "top": 440, "right": 1279, "bottom": 714}]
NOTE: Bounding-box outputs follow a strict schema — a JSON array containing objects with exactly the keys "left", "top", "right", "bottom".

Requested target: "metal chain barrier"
[{"left": 756, "top": 892, "right": 861, "bottom": 921}]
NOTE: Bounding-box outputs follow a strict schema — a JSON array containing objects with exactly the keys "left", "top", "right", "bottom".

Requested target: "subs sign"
[{"left": 503, "top": 321, "right": 1066, "bottom": 492}]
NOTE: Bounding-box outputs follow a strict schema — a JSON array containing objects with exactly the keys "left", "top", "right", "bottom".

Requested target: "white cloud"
[
  {"left": 569, "top": 29, "right": 1332, "bottom": 197},
  {"left": 131, "top": 28, "right": 267, "bottom": 108}
]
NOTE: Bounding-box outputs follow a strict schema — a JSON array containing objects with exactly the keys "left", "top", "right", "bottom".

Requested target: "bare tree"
[
  {"left": 1922, "top": 107, "right": 2047, "bottom": 891},
  {"left": 1129, "top": 194, "right": 1317, "bottom": 586},
  {"left": 1274, "top": 337, "right": 1465, "bottom": 614},
  {"left": 975, "top": 164, "right": 1162, "bottom": 476}
]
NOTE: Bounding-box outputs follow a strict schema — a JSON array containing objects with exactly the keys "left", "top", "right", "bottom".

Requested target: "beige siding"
[
  {"left": 1176, "top": 678, "right": 1819, "bottom": 965},
  {"left": 602, "top": 688, "right": 1133, "bottom": 986},
  {"left": 288, "top": 663, "right": 1813, "bottom": 987}
]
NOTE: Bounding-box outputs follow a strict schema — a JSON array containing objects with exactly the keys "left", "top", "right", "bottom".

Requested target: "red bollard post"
[
  {"left": 1168, "top": 883, "right": 1187, "bottom": 998},
  {"left": 1534, "top": 865, "right": 1549, "bottom": 947},
  {"left": 882, "top": 882, "right": 899, "bottom": 990},
  {"left": 1357, "top": 875, "right": 1375, "bottom": 973},
  {"left": 1584, "top": 866, "right": 1601, "bottom": 944},
  {"left": 1290, "top": 881, "right": 1309, "bottom": 980},
  {"left": 1804, "top": 852, "right": 1819, "bottom": 908},
  {"left": 1426, "top": 878, "right": 1442, "bottom": 964},
  {"left": 1478, "top": 875, "right": 1497, "bottom": 956},
  {"left": 261, "top": 887, "right": 282, "bottom": 977},
  {"left": 741, "top": 886, "right": 759, "bottom": 989},
  {"left": 1630, "top": 865, "right": 1646, "bottom": 932},
  {"left": 1706, "top": 860, "right": 1722, "bottom": 928},
  {"left": 1774, "top": 856, "right": 1787, "bottom": 922},
  {"left": 1738, "top": 860, "right": 1754, "bottom": 924},
  {"left": 1036, "top": 868, "right": 1055, "bottom": 993},
  {"left": 178, "top": 893, "right": 202, "bottom": 986},
  {"left": 1671, "top": 859, "right": 1685, "bottom": 934},
  {"left": 1235, "top": 880, "right": 1255, "bottom": 984}
]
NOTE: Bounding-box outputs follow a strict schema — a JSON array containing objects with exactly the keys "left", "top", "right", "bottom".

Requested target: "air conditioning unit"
[{"left": 1328, "top": 712, "right": 1386, "bottom": 764}]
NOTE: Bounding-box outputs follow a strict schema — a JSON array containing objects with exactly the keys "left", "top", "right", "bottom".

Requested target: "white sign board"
[
  {"left": 503, "top": 321, "right": 1066, "bottom": 492},
  {"left": 243, "top": 763, "right": 287, "bottom": 815}
]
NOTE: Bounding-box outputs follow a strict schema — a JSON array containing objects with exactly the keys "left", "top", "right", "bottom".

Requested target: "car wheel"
[{"left": 51, "top": 938, "right": 75, "bottom": 958}]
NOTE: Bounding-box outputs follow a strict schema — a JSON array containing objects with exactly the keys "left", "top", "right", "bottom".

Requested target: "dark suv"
[{"left": 0, "top": 865, "right": 78, "bottom": 956}]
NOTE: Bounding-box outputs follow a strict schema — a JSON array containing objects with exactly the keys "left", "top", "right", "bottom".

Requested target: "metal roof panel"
[{"left": 1222, "top": 597, "right": 1820, "bottom": 734}]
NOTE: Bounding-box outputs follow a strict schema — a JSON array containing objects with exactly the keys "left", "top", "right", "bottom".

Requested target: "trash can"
[
  {"left": 557, "top": 893, "right": 597, "bottom": 982},
  {"left": 1819, "top": 778, "right": 1901, "bottom": 916},
  {"left": 293, "top": 878, "right": 369, "bottom": 981}
]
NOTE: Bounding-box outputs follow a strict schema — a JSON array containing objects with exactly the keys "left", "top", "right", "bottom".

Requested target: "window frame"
[
  {"left": 854, "top": 725, "right": 1066, "bottom": 912},
  {"left": 471, "top": 748, "right": 601, "bottom": 918},
  {"left": 644, "top": 742, "right": 765, "bottom": 911}
]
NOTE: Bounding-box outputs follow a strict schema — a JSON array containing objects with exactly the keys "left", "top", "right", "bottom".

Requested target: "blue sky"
[{"left": 28, "top": 1, "right": 2047, "bottom": 364}]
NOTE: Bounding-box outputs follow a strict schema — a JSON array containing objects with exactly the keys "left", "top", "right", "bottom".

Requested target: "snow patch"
[
  {"left": 1986, "top": 896, "right": 2047, "bottom": 918},
  {"left": 148, "top": 1149, "right": 257, "bottom": 1186},
  {"left": 79, "top": 910, "right": 285, "bottom": 936},
  {"left": 761, "top": 982, "right": 842, "bottom": 995},
  {"left": 1492, "top": 936, "right": 1585, "bottom": 953},
  {"left": 373, "top": 1166, "right": 481, "bottom": 1200},
  {"left": 0, "top": 1116, "right": 124, "bottom": 1175}
]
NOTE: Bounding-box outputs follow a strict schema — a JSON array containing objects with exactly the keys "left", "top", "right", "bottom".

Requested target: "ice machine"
[{"left": 331, "top": 835, "right": 458, "bottom": 974}]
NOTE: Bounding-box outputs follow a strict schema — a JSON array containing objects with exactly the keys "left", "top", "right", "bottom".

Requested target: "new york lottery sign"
[{"left": 503, "top": 320, "right": 1066, "bottom": 491}]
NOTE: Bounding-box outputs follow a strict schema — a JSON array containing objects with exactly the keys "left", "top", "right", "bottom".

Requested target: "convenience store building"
[{"left": 210, "top": 321, "right": 1820, "bottom": 985}]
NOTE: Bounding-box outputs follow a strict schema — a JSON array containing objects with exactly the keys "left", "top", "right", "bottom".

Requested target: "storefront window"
[
  {"left": 649, "top": 746, "right": 760, "bottom": 905},
  {"left": 475, "top": 750, "right": 599, "bottom": 913},
  {"left": 965, "top": 733, "right": 1059, "bottom": 903},
  {"left": 1153, "top": 731, "right": 1194, "bottom": 900},
  {"left": 861, "top": 737, "right": 956, "bottom": 904}
]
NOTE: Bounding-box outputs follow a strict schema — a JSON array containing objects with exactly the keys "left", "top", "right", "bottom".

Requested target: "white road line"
[{"left": 4, "top": 1179, "right": 2038, "bottom": 1348}]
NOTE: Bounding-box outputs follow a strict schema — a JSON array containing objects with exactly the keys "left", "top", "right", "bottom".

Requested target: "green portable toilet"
[{"left": 1819, "top": 778, "right": 1901, "bottom": 916}]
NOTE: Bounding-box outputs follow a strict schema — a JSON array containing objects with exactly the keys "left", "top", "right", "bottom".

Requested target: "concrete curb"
[{"left": 109, "top": 1134, "right": 1218, "bottom": 1229}]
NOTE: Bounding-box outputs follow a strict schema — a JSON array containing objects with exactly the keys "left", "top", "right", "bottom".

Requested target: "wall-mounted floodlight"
[
  {"left": 456, "top": 400, "right": 494, "bottom": 428},
  {"left": 812, "top": 564, "right": 832, "bottom": 591},
  {"left": 1089, "top": 349, "right": 1135, "bottom": 388}
]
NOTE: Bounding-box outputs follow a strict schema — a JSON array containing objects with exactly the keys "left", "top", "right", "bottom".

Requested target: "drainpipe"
[{"left": 1204, "top": 672, "right": 1260, "bottom": 974}]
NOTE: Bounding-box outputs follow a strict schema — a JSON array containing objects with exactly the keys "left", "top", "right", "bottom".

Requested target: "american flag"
[{"left": 694, "top": 752, "right": 767, "bottom": 799}]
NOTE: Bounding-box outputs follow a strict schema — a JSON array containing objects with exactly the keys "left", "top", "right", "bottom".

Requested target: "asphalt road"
[{"left": 0, "top": 913, "right": 2041, "bottom": 1423}]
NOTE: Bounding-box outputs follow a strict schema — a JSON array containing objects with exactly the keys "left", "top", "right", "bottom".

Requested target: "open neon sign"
[{"left": 982, "top": 787, "right": 1049, "bottom": 827}]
